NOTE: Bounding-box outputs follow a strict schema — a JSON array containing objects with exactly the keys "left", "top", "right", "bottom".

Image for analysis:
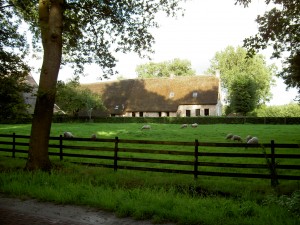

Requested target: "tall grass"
[
  {"left": 0, "top": 158, "right": 299, "bottom": 225},
  {"left": 0, "top": 123, "right": 300, "bottom": 224}
]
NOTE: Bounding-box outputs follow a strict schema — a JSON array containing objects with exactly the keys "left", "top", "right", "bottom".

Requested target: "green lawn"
[
  {"left": 1, "top": 122, "right": 300, "bottom": 142},
  {"left": 0, "top": 123, "right": 299, "bottom": 225}
]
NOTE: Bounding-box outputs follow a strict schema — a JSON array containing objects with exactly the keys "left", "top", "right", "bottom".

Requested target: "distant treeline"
[{"left": 252, "top": 104, "right": 300, "bottom": 117}]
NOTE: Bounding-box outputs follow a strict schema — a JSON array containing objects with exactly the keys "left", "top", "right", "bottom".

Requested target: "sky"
[{"left": 30, "top": 0, "right": 298, "bottom": 105}]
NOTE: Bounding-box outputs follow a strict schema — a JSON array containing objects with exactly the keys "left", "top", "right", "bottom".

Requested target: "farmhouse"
[
  {"left": 83, "top": 75, "right": 222, "bottom": 117},
  {"left": 23, "top": 75, "right": 65, "bottom": 115}
]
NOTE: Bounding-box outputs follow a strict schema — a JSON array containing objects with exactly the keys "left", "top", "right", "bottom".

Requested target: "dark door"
[
  {"left": 204, "top": 109, "right": 209, "bottom": 116},
  {"left": 186, "top": 110, "right": 191, "bottom": 117}
]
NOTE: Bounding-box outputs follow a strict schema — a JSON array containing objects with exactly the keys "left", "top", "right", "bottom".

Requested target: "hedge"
[{"left": 51, "top": 115, "right": 300, "bottom": 124}]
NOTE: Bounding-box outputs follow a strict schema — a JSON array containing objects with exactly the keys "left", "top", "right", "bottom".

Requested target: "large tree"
[
  {"left": 206, "top": 46, "right": 275, "bottom": 114},
  {"left": 136, "top": 58, "right": 196, "bottom": 78},
  {"left": 0, "top": 0, "right": 32, "bottom": 121},
  {"left": 235, "top": 0, "right": 300, "bottom": 101},
  {"left": 4, "top": 0, "right": 185, "bottom": 171}
]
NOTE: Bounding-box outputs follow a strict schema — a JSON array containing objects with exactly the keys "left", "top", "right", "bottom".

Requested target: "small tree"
[
  {"left": 0, "top": 74, "right": 32, "bottom": 122},
  {"left": 56, "top": 81, "right": 104, "bottom": 118},
  {"left": 229, "top": 79, "right": 259, "bottom": 115},
  {"left": 80, "top": 88, "right": 104, "bottom": 121}
]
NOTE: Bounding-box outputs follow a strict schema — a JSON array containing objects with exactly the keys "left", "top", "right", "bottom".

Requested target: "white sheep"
[
  {"left": 247, "top": 137, "right": 259, "bottom": 144},
  {"left": 141, "top": 125, "right": 151, "bottom": 130},
  {"left": 63, "top": 132, "right": 74, "bottom": 138},
  {"left": 180, "top": 124, "right": 188, "bottom": 128},
  {"left": 245, "top": 135, "right": 253, "bottom": 142},
  {"left": 191, "top": 123, "right": 198, "bottom": 128},
  {"left": 231, "top": 135, "right": 243, "bottom": 142},
  {"left": 225, "top": 133, "right": 233, "bottom": 140}
]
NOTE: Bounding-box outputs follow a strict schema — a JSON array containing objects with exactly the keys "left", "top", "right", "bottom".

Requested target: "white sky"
[{"left": 30, "top": 0, "right": 298, "bottom": 105}]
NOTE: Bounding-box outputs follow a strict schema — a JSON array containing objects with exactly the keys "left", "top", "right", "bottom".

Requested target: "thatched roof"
[
  {"left": 82, "top": 76, "right": 220, "bottom": 114},
  {"left": 26, "top": 75, "right": 38, "bottom": 88}
]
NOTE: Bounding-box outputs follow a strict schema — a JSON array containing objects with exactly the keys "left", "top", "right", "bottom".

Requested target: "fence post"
[
  {"left": 12, "top": 132, "right": 16, "bottom": 158},
  {"left": 114, "top": 136, "right": 119, "bottom": 171},
  {"left": 270, "top": 140, "right": 278, "bottom": 187},
  {"left": 59, "top": 135, "right": 63, "bottom": 161},
  {"left": 194, "top": 139, "right": 199, "bottom": 179}
]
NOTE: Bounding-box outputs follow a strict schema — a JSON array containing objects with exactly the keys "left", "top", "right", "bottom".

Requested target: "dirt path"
[{"left": 0, "top": 196, "right": 175, "bottom": 225}]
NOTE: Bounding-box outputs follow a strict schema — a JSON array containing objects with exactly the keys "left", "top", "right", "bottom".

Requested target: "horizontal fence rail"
[{"left": 0, "top": 133, "right": 300, "bottom": 186}]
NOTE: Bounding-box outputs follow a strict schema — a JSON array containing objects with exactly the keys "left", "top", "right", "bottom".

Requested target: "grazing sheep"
[
  {"left": 191, "top": 123, "right": 198, "bottom": 128},
  {"left": 225, "top": 133, "right": 233, "bottom": 140},
  {"left": 247, "top": 137, "right": 259, "bottom": 144},
  {"left": 91, "top": 134, "right": 97, "bottom": 140},
  {"left": 231, "top": 135, "right": 243, "bottom": 142},
  {"left": 245, "top": 135, "right": 253, "bottom": 142},
  {"left": 141, "top": 125, "right": 151, "bottom": 130},
  {"left": 181, "top": 124, "right": 188, "bottom": 128},
  {"left": 63, "top": 132, "right": 74, "bottom": 139}
]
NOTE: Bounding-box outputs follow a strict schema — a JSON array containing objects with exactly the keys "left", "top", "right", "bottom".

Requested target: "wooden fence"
[{"left": 0, "top": 133, "right": 300, "bottom": 186}]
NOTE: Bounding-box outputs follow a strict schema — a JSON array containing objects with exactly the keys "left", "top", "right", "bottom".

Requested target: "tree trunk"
[{"left": 26, "top": 0, "right": 64, "bottom": 171}]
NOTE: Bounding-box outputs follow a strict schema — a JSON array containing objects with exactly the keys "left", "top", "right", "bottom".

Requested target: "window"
[
  {"left": 166, "top": 112, "right": 170, "bottom": 117},
  {"left": 132, "top": 112, "right": 136, "bottom": 117},
  {"left": 159, "top": 112, "right": 162, "bottom": 117},
  {"left": 192, "top": 92, "right": 198, "bottom": 98},
  {"left": 139, "top": 112, "right": 144, "bottom": 117},
  {"left": 169, "top": 92, "right": 175, "bottom": 98},
  {"left": 186, "top": 110, "right": 191, "bottom": 117},
  {"left": 196, "top": 109, "right": 200, "bottom": 116},
  {"left": 204, "top": 109, "right": 209, "bottom": 116}
]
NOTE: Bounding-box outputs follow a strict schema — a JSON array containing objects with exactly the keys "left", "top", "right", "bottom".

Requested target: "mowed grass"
[
  {"left": 0, "top": 123, "right": 300, "bottom": 225},
  {"left": 1, "top": 122, "right": 300, "bottom": 143}
]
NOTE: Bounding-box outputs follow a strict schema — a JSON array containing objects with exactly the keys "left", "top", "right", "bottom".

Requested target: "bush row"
[{"left": 52, "top": 115, "right": 300, "bottom": 124}]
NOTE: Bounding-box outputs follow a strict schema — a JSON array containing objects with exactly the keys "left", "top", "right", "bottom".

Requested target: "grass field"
[
  {"left": 0, "top": 123, "right": 299, "bottom": 225},
  {"left": 0, "top": 122, "right": 299, "bottom": 143}
]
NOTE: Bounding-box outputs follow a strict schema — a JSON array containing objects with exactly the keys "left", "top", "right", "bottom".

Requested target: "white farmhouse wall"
[
  {"left": 124, "top": 112, "right": 160, "bottom": 117},
  {"left": 177, "top": 105, "right": 219, "bottom": 117},
  {"left": 216, "top": 100, "right": 223, "bottom": 116},
  {"left": 123, "top": 106, "right": 221, "bottom": 117}
]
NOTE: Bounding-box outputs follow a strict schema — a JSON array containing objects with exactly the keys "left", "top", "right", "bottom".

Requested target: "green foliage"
[
  {"left": 281, "top": 52, "right": 300, "bottom": 100},
  {"left": 10, "top": 0, "right": 186, "bottom": 77},
  {"left": 264, "top": 191, "right": 300, "bottom": 218},
  {"left": 235, "top": 0, "right": 300, "bottom": 100},
  {"left": 0, "top": 77, "right": 32, "bottom": 122},
  {"left": 206, "top": 46, "right": 275, "bottom": 114},
  {"left": 136, "top": 58, "right": 196, "bottom": 78},
  {"left": 55, "top": 80, "right": 104, "bottom": 117},
  {"left": 254, "top": 103, "right": 300, "bottom": 117},
  {"left": 230, "top": 79, "right": 259, "bottom": 115},
  {"left": 0, "top": 0, "right": 32, "bottom": 122}
]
